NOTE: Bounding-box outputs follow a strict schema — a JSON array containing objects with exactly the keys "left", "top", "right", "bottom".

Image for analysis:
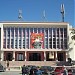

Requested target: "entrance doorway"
[
  {"left": 57, "top": 52, "right": 65, "bottom": 61},
  {"left": 6, "top": 53, "right": 12, "bottom": 61},
  {"left": 29, "top": 53, "right": 41, "bottom": 61}
]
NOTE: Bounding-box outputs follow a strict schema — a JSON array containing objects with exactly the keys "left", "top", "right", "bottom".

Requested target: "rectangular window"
[
  {"left": 60, "top": 28, "right": 63, "bottom": 35},
  {"left": 26, "top": 38, "right": 29, "bottom": 48},
  {"left": 4, "top": 28, "right": 6, "bottom": 37},
  {"left": 49, "top": 28, "right": 52, "bottom": 36},
  {"left": 11, "top": 28, "right": 14, "bottom": 37},
  {"left": 57, "top": 28, "right": 59, "bottom": 34},
  {"left": 53, "top": 28, "right": 56, "bottom": 36},
  {"left": 17, "top": 53, "right": 24, "bottom": 61},
  {"left": 7, "top": 28, "right": 10, "bottom": 37},
  {"left": 19, "top": 28, "right": 21, "bottom": 37},
  {"left": 3, "top": 39, "right": 6, "bottom": 48},
  {"left": 15, "top": 28, "right": 18, "bottom": 37},
  {"left": 57, "top": 45, "right": 60, "bottom": 49},
  {"left": 49, "top": 45, "right": 52, "bottom": 49},
  {"left": 19, "top": 40, "right": 21, "bottom": 48},
  {"left": 64, "top": 39, "right": 67, "bottom": 49},
  {"left": 34, "top": 28, "right": 37, "bottom": 33},
  {"left": 45, "top": 28, "right": 48, "bottom": 37},
  {"left": 38, "top": 28, "right": 41, "bottom": 33},
  {"left": 11, "top": 39, "right": 14, "bottom": 48},
  {"left": 45, "top": 38, "right": 48, "bottom": 48},
  {"left": 23, "top": 40, "right": 25, "bottom": 48},
  {"left": 41, "top": 28, "right": 44, "bottom": 33},
  {"left": 7, "top": 39, "right": 10, "bottom": 48},
  {"left": 53, "top": 45, "right": 56, "bottom": 48},
  {"left": 30, "top": 28, "right": 33, "bottom": 33},
  {"left": 26, "top": 28, "right": 29, "bottom": 37},
  {"left": 64, "top": 28, "right": 67, "bottom": 38},
  {"left": 15, "top": 39, "right": 18, "bottom": 48},
  {"left": 23, "top": 28, "right": 25, "bottom": 37}
]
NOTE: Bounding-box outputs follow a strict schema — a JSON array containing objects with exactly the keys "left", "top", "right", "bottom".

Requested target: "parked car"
[
  {"left": 0, "top": 64, "right": 6, "bottom": 72},
  {"left": 53, "top": 67, "right": 64, "bottom": 75},
  {"left": 40, "top": 66, "right": 54, "bottom": 74}
]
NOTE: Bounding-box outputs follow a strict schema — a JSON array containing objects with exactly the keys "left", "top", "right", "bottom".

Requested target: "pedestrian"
[
  {"left": 29, "top": 68, "right": 35, "bottom": 75},
  {"left": 63, "top": 66, "right": 68, "bottom": 75},
  {"left": 7, "top": 60, "right": 10, "bottom": 70},
  {"left": 68, "top": 69, "right": 72, "bottom": 75},
  {"left": 22, "top": 65, "right": 28, "bottom": 75},
  {"left": 35, "top": 67, "right": 42, "bottom": 75}
]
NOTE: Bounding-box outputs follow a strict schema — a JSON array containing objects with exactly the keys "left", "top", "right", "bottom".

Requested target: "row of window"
[
  {"left": 3, "top": 27, "right": 67, "bottom": 49},
  {"left": 4, "top": 28, "right": 67, "bottom": 37}
]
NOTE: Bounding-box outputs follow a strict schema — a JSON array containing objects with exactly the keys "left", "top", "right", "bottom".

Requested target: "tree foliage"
[{"left": 71, "top": 29, "right": 75, "bottom": 40}]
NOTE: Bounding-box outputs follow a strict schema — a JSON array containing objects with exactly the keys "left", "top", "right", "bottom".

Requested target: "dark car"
[
  {"left": 40, "top": 66, "right": 54, "bottom": 74},
  {"left": 0, "top": 64, "right": 6, "bottom": 72}
]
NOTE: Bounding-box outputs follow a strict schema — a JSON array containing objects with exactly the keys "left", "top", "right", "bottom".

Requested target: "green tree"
[{"left": 71, "top": 29, "right": 75, "bottom": 40}]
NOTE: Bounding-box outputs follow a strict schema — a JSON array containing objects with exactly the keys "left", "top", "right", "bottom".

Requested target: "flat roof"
[
  {"left": 0, "top": 21, "right": 69, "bottom": 28},
  {"left": 0, "top": 21, "right": 69, "bottom": 23}
]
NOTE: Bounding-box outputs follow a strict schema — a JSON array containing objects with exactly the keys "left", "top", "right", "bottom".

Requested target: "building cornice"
[{"left": 0, "top": 21, "right": 69, "bottom": 28}]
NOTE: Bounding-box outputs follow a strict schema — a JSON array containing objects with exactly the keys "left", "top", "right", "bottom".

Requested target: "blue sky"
[{"left": 0, "top": 0, "right": 74, "bottom": 27}]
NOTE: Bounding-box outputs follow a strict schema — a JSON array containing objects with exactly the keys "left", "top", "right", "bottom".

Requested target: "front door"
[
  {"left": 29, "top": 53, "right": 41, "bottom": 61},
  {"left": 6, "top": 53, "right": 12, "bottom": 61},
  {"left": 57, "top": 52, "right": 65, "bottom": 61}
]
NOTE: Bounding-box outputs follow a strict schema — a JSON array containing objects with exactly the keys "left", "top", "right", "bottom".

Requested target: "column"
[
  {"left": 56, "top": 28, "right": 57, "bottom": 49},
  {"left": 48, "top": 28, "right": 49, "bottom": 49},
  {"left": 44, "top": 28, "right": 45, "bottom": 49},
  {"left": 44, "top": 51, "right": 46, "bottom": 61},
  {"left": 37, "top": 28, "right": 38, "bottom": 33},
  {"left": 59, "top": 28, "right": 61, "bottom": 49},
  {"left": 66, "top": 52, "right": 68, "bottom": 61},
  {"left": 55, "top": 51, "right": 58, "bottom": 61},
  {"left": 25, "top": 51, "right": 27, "bottom": 61},
  {"left": 13, "top": 51, "right": 15, "bottom": 61},
  {"left": 21, "top": 28, "right": 23, "bottom": 49},
  {"left": 10, "top": 27, "right": 11, "bottom": 48},
  {"left": 25, "top": 28, "right": 26, "bottom": 48},
  {"left": 1, "top": 51, "right": 4, "bottom": 61},
  {"left": 17, "top": 27, "right": 19, "bottom": 48},
  {"left": 14, "top": 27, "right": 15, "bottom": 48},
  {"left": 52, "top": 28, "right": 53, "bottom": 49},
  {"left": 33, "top": 28, "right": 34, "bottom": 33},
  {"left": 63, "top": 28, "right": 64, "bottom": 49},
  {"left": 6, "top": 28, "right": 7, "bottom": 48},
  {"left": 29, "top": 28, "right": 30, "bottom": 49}
]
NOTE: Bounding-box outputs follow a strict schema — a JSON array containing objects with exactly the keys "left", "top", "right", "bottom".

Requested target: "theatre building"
[{"left": 0, "top": 22, "right": 69, "bottom": 62}]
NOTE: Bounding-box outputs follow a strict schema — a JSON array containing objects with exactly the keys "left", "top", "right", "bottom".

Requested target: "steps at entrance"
[
  {"left": 0, "top": 61, "right": 68, "bottom": 71},
  {"left": 6, "top": 61, "right": 57, "bottom": 67},
  {"left": 0, "top": 61, "right": 67, "bottom": 67}
]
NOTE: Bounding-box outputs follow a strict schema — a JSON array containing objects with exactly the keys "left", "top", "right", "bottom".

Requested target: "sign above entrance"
[{"left": 30, "top": 33, "right": 44, "bottom": 49}]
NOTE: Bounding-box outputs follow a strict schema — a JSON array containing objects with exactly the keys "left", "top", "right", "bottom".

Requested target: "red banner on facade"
[{"left": 30, "top": 33, "right": 44, "bottom": 49}]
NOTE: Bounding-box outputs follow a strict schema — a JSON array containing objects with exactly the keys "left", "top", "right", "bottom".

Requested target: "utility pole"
[
  {"left": 18, "top": 9, "right": 23, "bottom": 21},
  {"left": 42, "top": 10, "right": 46, "bottom": 22}
]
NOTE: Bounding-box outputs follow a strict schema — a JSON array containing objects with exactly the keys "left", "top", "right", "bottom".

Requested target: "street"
[{"left": 0, "top": 71, "right": 75, "bottom": 75}]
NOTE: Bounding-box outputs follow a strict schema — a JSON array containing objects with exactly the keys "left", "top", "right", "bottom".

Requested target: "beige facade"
[{"left": 0, "top": 22, "right": 74, "bottom": 63}]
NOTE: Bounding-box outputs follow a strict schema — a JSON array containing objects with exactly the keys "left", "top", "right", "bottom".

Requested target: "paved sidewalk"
[
  {"left": 6, "top": 68, "right": 21, "bottom": 71},
  {"left": 0, "top": 71, "right": 21, "bottom": 75}
]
